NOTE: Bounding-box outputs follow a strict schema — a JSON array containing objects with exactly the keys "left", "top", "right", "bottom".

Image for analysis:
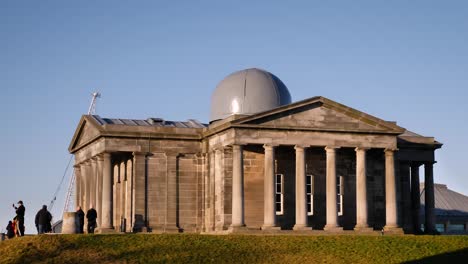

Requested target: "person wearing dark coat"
[
  {"left": 86, "top": 205, "right": 97, "bottom": 234},
  {"left": 13, "top": 201, "right": 25, "bottom": 236},
  {"left": 76, "top": 206, "right": 85, "bottom": 234},
  {"left": 6, "top": 221, "right": 15, "bottom": 239},
  {"left": 35, "top": 205, "right": 52, "bottom": 234}
]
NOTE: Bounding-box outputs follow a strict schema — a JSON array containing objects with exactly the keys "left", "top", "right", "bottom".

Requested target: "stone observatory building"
[{"left": 69, "top": 68, "right": 441, "bottom": 234}]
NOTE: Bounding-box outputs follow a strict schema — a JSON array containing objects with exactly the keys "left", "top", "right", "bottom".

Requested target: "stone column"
[
  {"left": 355, "top": 147, "right": 371, "bottom": 231},
  {"left": 213, "top": 148, "right": 225, "bottom": 231},
  {"left": 293, "top": 145, "right": 311, "bottom": 230},
  {"left": 132, "top": 152, "right": 147, "bottom": 232},
  {"left": 384, "top": 149, "right": 400, "bottom": 231},
  {"left": 410, "top": 163, "right": 422, "bottom": 233},
  {"left": 90, "top": 158, "right": 97, "bottom": 209},
  {"left": 125, "top": 159, "right": 133, "bottom": 232},
  {"left": 262, "top": 144, "right": 279, "bottom": 230},
  {"left": 96, "top": 156, "right": 103, "bottom": 227},
  {"left": 83, "top": 161, "right": 91, "bottom": 211},
  {"left": 74, "top": 165, "right": 82, "bottom": 209},
  {"left": 208, "top": 151, "right": 216, "bottom": 231},
  {"left": 79, "top": 163, "right": 87, "bottom": 211},
  {"left": 400, "top": 161, "right": 412, "bottom": 232},
  {"left": 99, "top": 153, "right": 114, "bottom": 231},
  {"left": 424, "top": 162, "right": 436, "bottom": 233},
  {"left": 324, "top": 147, "right": 341, "bottom": 231},
  {"left": 230, "top": 145, "right": 246, "bottom": 230}
]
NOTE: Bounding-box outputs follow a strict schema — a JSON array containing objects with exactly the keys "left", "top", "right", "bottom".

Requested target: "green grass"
[{"left": 0, "top": 234, "right": 467, "bottom": 264}]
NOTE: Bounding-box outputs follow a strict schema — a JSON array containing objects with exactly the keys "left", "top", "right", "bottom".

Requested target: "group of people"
[
  {"left": 3, "top": 201, "right": 99, "bottom": 238},
  {"left": 76, "top": 205, "right": 98, "bottom": 234},
  {"left": 4, "top": 201, "right": 26, "bottom": 239}
]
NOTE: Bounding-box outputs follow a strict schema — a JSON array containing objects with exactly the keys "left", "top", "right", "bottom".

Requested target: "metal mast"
[
  {"left": 62, "top": 92, "right": 101, "bottom": 217},
  {"left": 87, "top": 92, "right": 101, "bottom": 115}
]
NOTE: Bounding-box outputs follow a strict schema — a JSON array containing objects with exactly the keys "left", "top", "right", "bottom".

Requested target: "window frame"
[
  {"left": 275, "top": 174, "right": 284, "bottom": 215},
  {"left": 306, "top": 174, "right": 313, "bottom": 216},
  {"left": 337, "top": 175, "right": 344, "bottom": 216}
]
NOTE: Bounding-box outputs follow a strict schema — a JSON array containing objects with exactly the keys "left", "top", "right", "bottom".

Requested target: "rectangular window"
[
  {"left": 306, "top": 175, "right": 313, "bottom": 215},
  {"left": 275, "top": 174, "right": 283, "bottom": 215},
  {"left": 337, "top": 176, "right": 344, "bottom": 216}
]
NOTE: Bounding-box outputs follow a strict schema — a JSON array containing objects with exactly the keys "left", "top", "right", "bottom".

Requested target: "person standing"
[
  {"left": 13, "top": 201, "right": 25, "bottom": 236},
  {"left": 35, "top": 205, "right": 52, "bottom": 234},
  {"left": 76, "top": 206, "right": 85, "bottom": 234},
  {"left": 86, "top": 205, "right": 97, "bottom": 234}
]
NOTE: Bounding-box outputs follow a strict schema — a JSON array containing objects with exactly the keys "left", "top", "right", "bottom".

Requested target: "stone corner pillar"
[
  {"left": 354, "top": 147, "right": 372, "bottom": 232},
  {"left": 229, "top": 144, "right": 247, "bottom": 232},
  {"left": 131, "top": 151, "right": 148, "bottom": 232},
  {"left": 424, "top": 161, "right": 436, "bottom": 234},
  {"left": 410, "top": 162, "right": 422, "bottom": 233},
  {"left": 383, "top": 149, "right": 403, "bottom": 233},
  {"left": 324, "top": 146, "right": 343, "bottom": 231},
  {"left": 293, "top": 145, "right": 312, "bottom": 231},
  {"left": 399, "top": 161, "right": 413, "bottom": 233},
  {"left": 261, "top": 144, "right": 280, "bottom": 231}
]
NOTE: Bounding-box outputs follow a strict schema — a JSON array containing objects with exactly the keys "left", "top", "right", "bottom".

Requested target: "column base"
[
  {"left": 228, "top": 225, "right": 249, "bottom": 233},
  {"left": 353, "top": 226, "right": 374, "bottom": 233},
  {"left": 261, "top": 225, "right": 281, "bottom": 231},
  {"left": 293, "top": 225, "right": 313, "bottom": 231},
  {"left": 383, "top": 226, "right": 404, "bottom": 234},
  {"left": 95, "top": 227, "right": 116, "bottom": 234},
  {"left": 323, "top": 225, "right": 343, "bottom": 232}
]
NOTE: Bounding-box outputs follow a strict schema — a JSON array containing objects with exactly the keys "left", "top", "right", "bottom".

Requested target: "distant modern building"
[
  {"left": 421, "top": 183, "right": 468, "bottom": 234},
  {"left": 69, "top": 68, "right": 442, "bottom": 234}
]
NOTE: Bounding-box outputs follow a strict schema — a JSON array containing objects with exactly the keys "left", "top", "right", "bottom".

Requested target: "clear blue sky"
[{"left": 1, "top": 0, "right": 467, "bottom": 234}]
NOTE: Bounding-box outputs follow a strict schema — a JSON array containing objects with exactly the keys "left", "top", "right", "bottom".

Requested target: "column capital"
[
  {"left": 95, "top": 154, "right": 105, "bottom": 161},
  {"left": 232, "top": 144, "right": 244, "bottom": 150},
  {"left": 354, "top": 147, "right": 370, "bottom": 152},
  {"left": 294, "top": 145, "right": 309, "bottom": 150},
  {"left": 384, "top": 148, "right": 398, "bottom": 155},
  {"left": 424, "top": 161, "right": 437, "bottom": 166},
  {"left": 263, "top": 144, "right": 278, "bottom": 150},
  {"left": 102, "top": 152, "right": 112, "bottom": 159},
  {"left": 325, "top": 146, "right": 340, "bottom": 152},
  {"left": 212, "top": 146, "right": 228, "bottom": 152},
  {"left": 195, "top": 152, "right": 207, "bottom": 159},
  {"left": 132, "top": 151, "right": 146, "bottom": 157}
]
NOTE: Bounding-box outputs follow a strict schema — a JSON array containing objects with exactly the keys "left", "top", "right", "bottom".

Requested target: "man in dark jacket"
[
  {"left": 76, "top": 206, "right": 85, "bottom": 233},
  {"left": 13, "top": 201, "right": 25, "bottom": 236},
  {"left": 86, "top": 205, "right": 97, "bottom": 234},
  {"left": 35, "top": 205, "right": 52, "bottom": 234}
]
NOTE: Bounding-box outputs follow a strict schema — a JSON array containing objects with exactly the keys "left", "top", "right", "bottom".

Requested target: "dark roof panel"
[{"left": 91, "top": 115, "right": 207, "bottom": 129}]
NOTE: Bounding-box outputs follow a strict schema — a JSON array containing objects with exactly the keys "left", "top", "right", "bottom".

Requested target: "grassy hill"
[{"left": 1, "top": 234, "right": 467, "bottom": 263}]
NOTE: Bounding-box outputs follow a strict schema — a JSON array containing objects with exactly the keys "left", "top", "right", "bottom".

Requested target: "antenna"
[
  {"left": 62, "top": 92, "right": 102, "bottom": 216},
  {"left": 87, "top": 92, "right": 101, "bottom": 115}
]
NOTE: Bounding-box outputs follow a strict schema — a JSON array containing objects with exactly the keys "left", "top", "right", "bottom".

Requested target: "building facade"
[{"left": 69, "top": 68, "right": 441, "bottom": 234}]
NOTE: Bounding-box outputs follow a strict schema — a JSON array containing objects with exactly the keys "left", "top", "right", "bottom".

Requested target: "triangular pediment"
[
  {"left": 233, "top": 96, "right": 405, "bottom": 134},
  {"left": 69, "top": 115, "right": 103, "bottom": 152}
]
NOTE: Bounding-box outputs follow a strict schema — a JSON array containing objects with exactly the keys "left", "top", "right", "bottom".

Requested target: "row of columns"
[
  {"left": 75, "top": 153, "right": 113, "bottom": 231},
  {"left": 230, "top": 145, "right": 402, "bottom": 231}
]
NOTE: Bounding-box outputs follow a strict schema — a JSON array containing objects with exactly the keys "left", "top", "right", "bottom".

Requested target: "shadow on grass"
[{"left": 403, "top": 248, "right": 468, "bottom": 264}]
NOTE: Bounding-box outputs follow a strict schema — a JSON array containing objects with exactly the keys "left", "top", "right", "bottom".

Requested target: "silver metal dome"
[{"left": 210, "top": 68, "right": 292, "bottom": 122}]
